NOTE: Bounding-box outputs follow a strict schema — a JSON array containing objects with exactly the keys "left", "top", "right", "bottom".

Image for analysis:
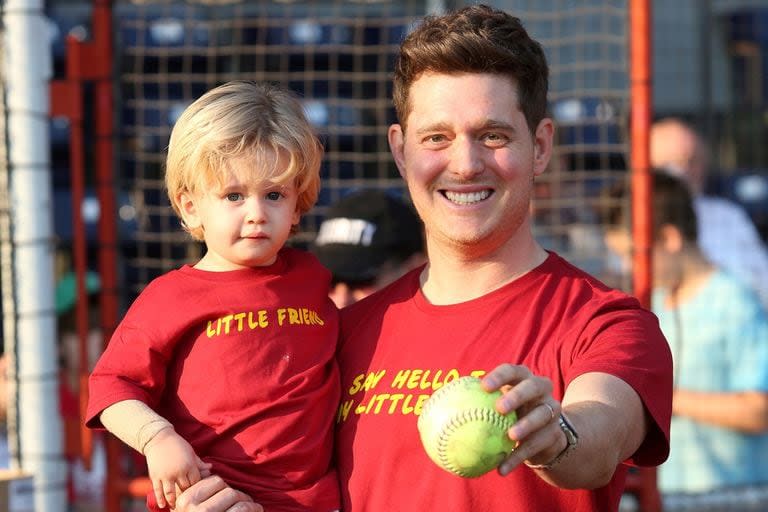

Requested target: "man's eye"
[
  {"left": 266, "top": 191, "right": 282, "bottom": 201},
  {"left": 483, "top": 133, "right": 508, "bottom": 145},
  {"left": 427, "top": 134, "right": 445, "bottom": 143},
  {"left": 226, "top": 193, "right": 243, "bottom": 202}
]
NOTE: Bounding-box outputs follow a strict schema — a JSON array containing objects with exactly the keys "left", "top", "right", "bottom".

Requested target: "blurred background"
[
  {"left": 43, "top": 0, "right": 768, "bottom": 297},
  {"left": 1, "top": 0, "right": 767, "bottom": 510}
]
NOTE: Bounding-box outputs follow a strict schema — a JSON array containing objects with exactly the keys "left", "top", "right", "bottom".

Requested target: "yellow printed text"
[
  {"left": 337, "top": 393, "right": 430, "bottom": 422},
  {"left": 391, "top": 368, "right": 462, "bottom": 391},
  {"left": 347, "top": 370, "right": 387, "bottom": 395},
  {"left": 276, "top": 308, "right": 325, "bottom": 326},
  {"left": 206, "top": 310, "right": 269, "bottom": 338}
]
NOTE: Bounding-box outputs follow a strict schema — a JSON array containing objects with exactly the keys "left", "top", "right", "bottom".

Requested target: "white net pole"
[{"left": 1, "top": 0, "right": 66, "bottom": 510}]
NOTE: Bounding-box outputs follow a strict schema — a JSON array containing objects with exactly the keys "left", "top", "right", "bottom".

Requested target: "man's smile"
[{"left": 442, "top": 189, "right": 492, "bottom": 205}]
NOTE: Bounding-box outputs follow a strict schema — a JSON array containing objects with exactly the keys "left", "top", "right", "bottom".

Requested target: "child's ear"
[
  {"left": 178, "top": 192, "right": 201, "bottom": 229},
  {"left": 659, "top": 224, "right": 684, "bottom": 253}
]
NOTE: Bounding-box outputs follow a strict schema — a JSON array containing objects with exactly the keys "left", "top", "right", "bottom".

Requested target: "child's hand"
[{"left": 143, "top": 427, "right": 203, "bottom": 509}]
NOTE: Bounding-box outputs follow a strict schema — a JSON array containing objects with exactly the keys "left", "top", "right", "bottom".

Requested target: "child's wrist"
[{"left": 139, "top": 420, "right": 174, "bottom": 455}]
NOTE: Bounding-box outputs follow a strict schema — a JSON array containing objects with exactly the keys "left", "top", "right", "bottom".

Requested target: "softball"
[{"left": 417, "top": 376, "right": 517, "bottom": 478}]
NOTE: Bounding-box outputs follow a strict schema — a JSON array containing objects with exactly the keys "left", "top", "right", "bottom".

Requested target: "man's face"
[
  {"left": 388, "top": 72, "right": 552, "bottom": 258},
  {"left": 329, "top": 259, "right": 418, "bottom": 308},
  {"left": 604, "top": 226, "right": 682, "bottom": 289}
]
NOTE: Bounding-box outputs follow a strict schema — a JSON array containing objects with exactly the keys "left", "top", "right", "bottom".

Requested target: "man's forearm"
[
  {"left": 533, "top": 373, "right": 647, "bottom": 489},
  {"left": 674, "top": 389, "right": 768, "bottom": 433}
]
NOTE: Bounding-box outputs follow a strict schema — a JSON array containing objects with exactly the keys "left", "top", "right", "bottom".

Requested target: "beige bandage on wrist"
[{"left": 99, "top": 399, "right": 174, "bottom": 455}]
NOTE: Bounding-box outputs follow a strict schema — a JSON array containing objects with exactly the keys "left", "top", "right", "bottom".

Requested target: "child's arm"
[{"left": 100, "top": 399, "right": 209, "bottom": 509}]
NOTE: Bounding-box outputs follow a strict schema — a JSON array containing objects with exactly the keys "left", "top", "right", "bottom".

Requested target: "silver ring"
[{"left": 542, "top": 402, "right": 555, "bottom": 422}]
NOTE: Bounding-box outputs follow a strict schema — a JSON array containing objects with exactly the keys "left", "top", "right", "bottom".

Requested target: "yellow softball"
[{"left": 417, "top": 376, "right": 517, "bottom": 478}]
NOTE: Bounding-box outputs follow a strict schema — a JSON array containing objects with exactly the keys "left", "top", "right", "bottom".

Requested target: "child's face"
[{"left": 181, "top": 152, "right": 300, "bottom": 271}]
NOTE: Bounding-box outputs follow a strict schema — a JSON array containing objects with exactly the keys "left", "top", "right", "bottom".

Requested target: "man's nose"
[{"left": 450, "top": 137, "right": 484, "bottom": 179}]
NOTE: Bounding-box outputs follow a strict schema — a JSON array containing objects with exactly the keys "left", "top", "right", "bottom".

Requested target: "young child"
[
  {"left": 601, "top": 171, "right": 768, "bottom": 501},
  {"left": 86, "top": 81, "right": 340, "bottom": 511}
]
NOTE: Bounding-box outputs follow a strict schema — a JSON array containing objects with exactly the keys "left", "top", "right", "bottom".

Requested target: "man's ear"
[
  {"left": 533, "top": 118, "right": 554, "bottom": 177},
  {"left": 388, "top": 124, "right": 406, "bottom": 178},
  {"left": 659, "top": 224, "right": 684, "bottom": 253},
  {"left": 178, "top": 192, "right": 201, "bottom": 230}
]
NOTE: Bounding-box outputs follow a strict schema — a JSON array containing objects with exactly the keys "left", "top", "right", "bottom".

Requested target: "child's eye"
[
  {"left": 226, "top": 193, "right": 243, "bottom": 202},
  {"left": 266, "top": 191, "right": 282, "bottom": 201}
]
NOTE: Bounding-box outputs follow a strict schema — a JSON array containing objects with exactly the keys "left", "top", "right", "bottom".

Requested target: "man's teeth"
[{"left": 444, "top": 190, "right": 490, "bottom": 204}]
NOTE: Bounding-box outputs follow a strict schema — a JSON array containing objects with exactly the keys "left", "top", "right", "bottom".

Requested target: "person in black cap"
[{"left": 311, "top": 189, "right": 425, "bottom": 307}]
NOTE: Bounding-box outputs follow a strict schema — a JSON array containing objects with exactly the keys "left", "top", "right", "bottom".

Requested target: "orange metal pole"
[
  {"left": 630, "top": 0, "right": 653, "bottom": 308},
  {"left": 629, "top": 1, "right": 661, "bottom": 512},
  {"left": 53, "top": 1, "right": 126, "bottom": 508},
  {"left": 64, "top": 32, "right": 94, "bottom": 473},
  {"left": 91, "top": 1, "right": 118, "bottom": 346},
  {"left": 89, "top": 3, "right": 123, "bottom": 510}
]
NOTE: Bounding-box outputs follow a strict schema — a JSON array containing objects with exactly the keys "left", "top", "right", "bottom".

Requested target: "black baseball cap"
[{"left": 311, "top": 189, "right": 424, "bottom": 283}]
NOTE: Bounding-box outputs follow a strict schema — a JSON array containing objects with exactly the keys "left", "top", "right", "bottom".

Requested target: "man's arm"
[
  {"left": 484, "top": 366, "right": 648, "bottom": 489},
  {"left": 673, "top": 389, "right": 768, "bottom": 433}
]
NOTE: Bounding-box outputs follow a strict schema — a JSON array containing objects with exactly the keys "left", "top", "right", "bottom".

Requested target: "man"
[
  {"left": 177, "top": 5, "right": 672, "bottom": 511},
  {"left": 650, "top": 118, "right": 768, "bottom": 308},
  {"left": 603, "top": 171, "right": 768, "bottom": 505},
  {"left": 311, "top": 189, "right": 425, "bottom": 308}
]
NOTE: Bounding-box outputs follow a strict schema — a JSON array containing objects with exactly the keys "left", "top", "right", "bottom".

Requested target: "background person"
[
  {"left": 175, "top": 5, "right": 673, "bottom": 511},
  {"left": 86, "top": 81, "right": 340, "bottom": 511},
  {"left": 602, "top": 171, "right": 768, "bottom": 505},
  {"left": 310, "top": 188, "right": 425, "bottom": 307},
  {"left": 650, "top": 117, "right": 768, "bottom": 308}
]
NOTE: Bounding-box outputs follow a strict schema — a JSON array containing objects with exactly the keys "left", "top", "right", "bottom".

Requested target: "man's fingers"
[
  {"left": 482, "top": 363, "right": 530, "bottom": 391},
  {"left": 174, "top": 475, "right": 262, "bottom": 511},
  {"left": 482, "top": 365, "right": 554, "bottom": 416},
  {"left": 498, "top": 413, "right": 565, "bottom": 475},
  {"left": 229, "top": 503, "right": 264, "bottom": 512},
  {"left": 174, "top": 475, "right": 226, "bottom": 510}
]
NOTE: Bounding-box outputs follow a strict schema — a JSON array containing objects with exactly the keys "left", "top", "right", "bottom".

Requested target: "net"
[
  {"left": 114, "top": 0, "right": 428, "bottom": 302},
  {"left": 507, "top": 0, "right": 631, "bottom": 284},
  {"left": 114, "top": 0, "right": 636, "bottom": 301}
]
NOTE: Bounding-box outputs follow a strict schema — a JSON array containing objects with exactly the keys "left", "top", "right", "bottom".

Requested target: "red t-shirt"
[
  {"left": 87, "top": 248, "right": 340, "bottom": 511},
  {"left": 335, "top": 252, "right": 671, "bottom": 511}
]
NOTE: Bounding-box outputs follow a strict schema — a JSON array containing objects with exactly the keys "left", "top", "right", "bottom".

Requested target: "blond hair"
[{"left": 165, "top": 80, "right": 323, "bottom": 240}]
